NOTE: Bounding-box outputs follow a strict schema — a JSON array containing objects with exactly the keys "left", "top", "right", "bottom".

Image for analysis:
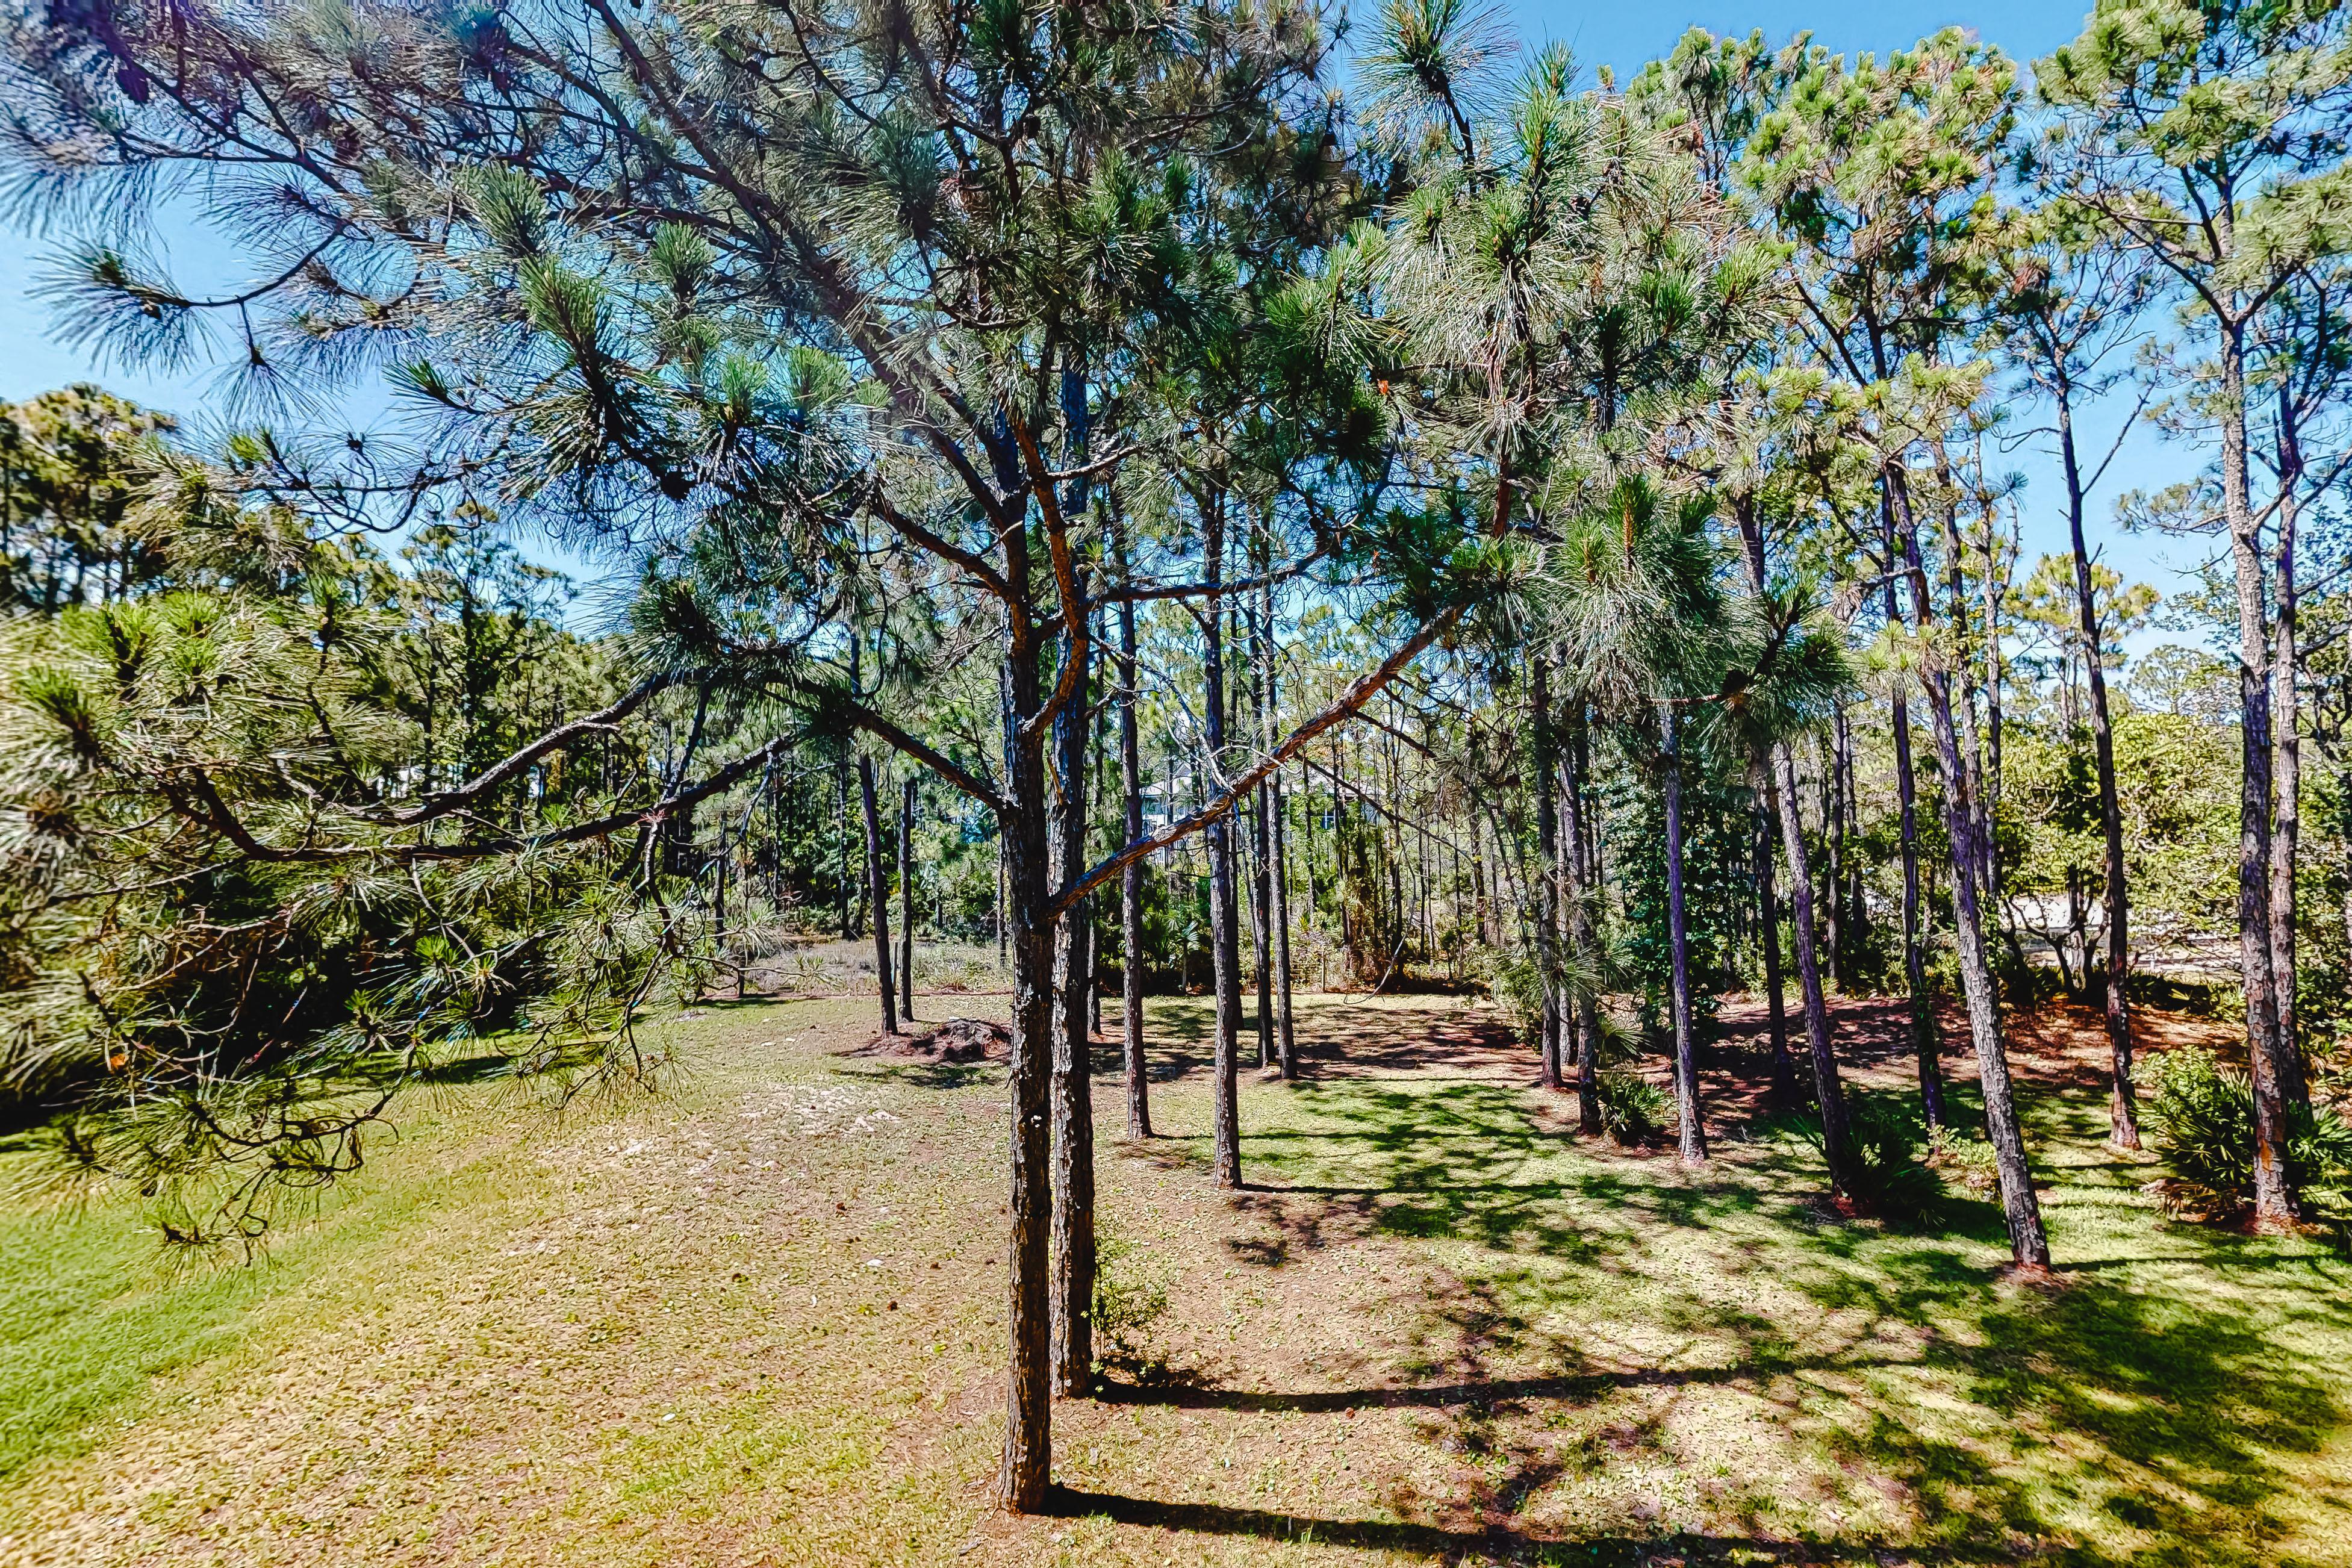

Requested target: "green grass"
[{"left": 2, "top": 992, "right": 2349, "bottom": 1566}]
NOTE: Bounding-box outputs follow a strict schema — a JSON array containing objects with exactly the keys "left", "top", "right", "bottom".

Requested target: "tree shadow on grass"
[
  {"left": 1096, "top": 1349, "right": 1938, "bottom": 1413},
  {"left": 1230, "top": 1078, "right": 1805, "bottom": 1258},
  {"left": 410, "top": 1051, "right": 521, "bottom": 1086},
  {"left": 1045, "top": 1486, "right": 2004, "bottom": 1564},
  {"left": 1159, "top": 1051, "right": 2351, "bottom": 1566}
]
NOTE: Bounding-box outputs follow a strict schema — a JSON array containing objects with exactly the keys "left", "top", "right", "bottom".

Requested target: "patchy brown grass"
[{"left": 2, "top": 991, "right": 2347, "bottom": 1567}]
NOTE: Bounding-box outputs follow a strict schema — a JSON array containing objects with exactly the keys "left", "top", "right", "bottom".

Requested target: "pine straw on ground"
[{"left": 2, "top": 992, "right": 2347, "bottom": 1567}]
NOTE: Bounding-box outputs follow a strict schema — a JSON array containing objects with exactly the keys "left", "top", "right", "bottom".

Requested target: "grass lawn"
[{"left": 2, "top": 991, "right": 2348, "bottom": 1566}]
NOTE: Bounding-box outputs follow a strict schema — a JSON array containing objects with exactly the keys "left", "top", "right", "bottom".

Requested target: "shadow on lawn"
[
  {"left": 1168, "top": 1059, "right": 2348, "bottom": 1564},
  {"left": 824, "top": 993, "right": 2344, "bottom": 1560},
  {"left": 1046, "top": 1486, "right": 1974, "bottom": 1564}
]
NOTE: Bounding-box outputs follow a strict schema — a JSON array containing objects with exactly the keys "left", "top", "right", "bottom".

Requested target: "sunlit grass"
[{"left": 1, "top": 992, "right": 2347, "bottom": 1566}]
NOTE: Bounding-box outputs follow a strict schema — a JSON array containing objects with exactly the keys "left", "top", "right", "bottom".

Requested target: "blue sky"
[{"left": 0, "top": 0, "right": 2218, "bottom": 624}]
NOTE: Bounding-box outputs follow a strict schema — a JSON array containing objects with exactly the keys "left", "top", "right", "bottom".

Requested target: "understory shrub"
[
  {"left": 1926, "top": 1126, "right": 2001, "bottom": 1198},
  {"left": 1092, "top": 1232, "right": 1175, "bottom": 1381},
  {"left": 2146, "top": 1047, "right": 2352, "bottom": 1212},
  {"left": 1835, "top": 1090, "right": 1943, "bottom": 1222},
  {"left": 1596, "top": 1069, "right": 1669, "bottom": 1146}
]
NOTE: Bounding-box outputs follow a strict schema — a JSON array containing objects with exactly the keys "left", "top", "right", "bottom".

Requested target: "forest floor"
[{"left": 3, "top": 989, "right": 2349, "bottom": 1567}]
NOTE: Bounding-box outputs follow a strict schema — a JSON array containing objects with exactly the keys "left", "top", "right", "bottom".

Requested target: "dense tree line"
[{"left": 2, "top": 0, "right": 2349, "bottom": 1511}]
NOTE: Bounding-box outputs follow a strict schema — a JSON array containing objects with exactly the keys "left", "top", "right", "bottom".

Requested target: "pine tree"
[{"left": 2039, "top": 0, "right": 2352, "bottom": 1226}]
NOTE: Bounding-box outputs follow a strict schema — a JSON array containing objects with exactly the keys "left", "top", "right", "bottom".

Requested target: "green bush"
[
  {"left": 2146, "top": 1047, "right": 2352, "bottom": 1210},
  {"left": 1480, "top": 945, "right": 1546, "bottom": 1039},
  {"left": 1091, "top": 1232, "right": 1175, "bottom": 1381},
  {"left": 1926, "top": 1125, "right": 2001, "bottom": 1198},
  {"left": 1833, "top": 1090, "right": 1943, "bottom": 1222},
  {"left": 1596, "top": 1069, "right": 1669, "bottom": 1146}
]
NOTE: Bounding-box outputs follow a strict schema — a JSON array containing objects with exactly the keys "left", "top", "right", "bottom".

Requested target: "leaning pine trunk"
[
  {"left": 1729, "top": 497, "right": 1850, "bottom": 1180},
  {"left": 858, "top": 756, "right": 898, "bottom": 1038},
  {"left": 1893, "top": 474, "right": 2049, "bottom": 1269},
  {"left": 1882, "top": 503, "right": 1946, "bottom": 1131},
  {"left": 1773, "top": 745, "right": 1855, "bottom": 1194},
  {"left": 1661, "top": 708, "right": 1705, "bottom": 1163}
]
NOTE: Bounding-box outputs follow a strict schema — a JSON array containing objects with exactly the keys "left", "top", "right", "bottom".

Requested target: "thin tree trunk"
[
  {"left": 2220, "top": 323, "right": 2297, "bottom": 1225},
  {"left": 1563, "top": 704, "right": 1602, "bottom": 1133},
  {"left": 1205, "top": 493, "right": 1243, "bottom": 1187},
  {"left": 1661, "top": 708, "right": 1705, "bottom": 1162},
  {"left": 1931, "top": 468, "right": 1997, "bottom": 921},
  {"left": 859, "top": 757, "right": 898, "bottom": 1038},
  {"left": 1833, "top": 704, "right": 1858, "bottom": 992},
  {"left": 1891, "top": 473, "right": 2049, "bottom": 1269},
  {"left": 1050, "top": 604, "right": 1094, "bottom": 1399},
  {"left": 1826, "top": 708, "right": 1846, "bottom": 991},
  {"left": 1773, "top": 744, "right": 1855, "bottom": 1193},
  {"left": 1274, "top": 771, "right": 1298, "bottom": 1076},
  {"left": 1118, "top": 530, "right": 1151, "bottom": 1139},
  {"left": 1885, "top": 501, "right": 1946, "bottom": 1130},
  {"left": 1983, "top": 501, "right": 2014, "bottom": 944},
  {"left": 1268, "top": 579, "right": 1297, "bottom": 1079},
  {"left": 838, "top": 751, "right": 854, "bottom": 939},
  {"left": 2271, "top": 396, "right": 2305, "bottom": 1108},
  {"left": 1533, "top": 656, "right": 1565, "bottom": 1092},
  {"left": 1729, "top": 497, "right": 1852, "bottom": 1181},
  {"left": 899, "top": 777, "right": 916, "bottom": 1023},
  {"left": 1250, "top": 598, "right": 1274, "bottom": 1072},
  {"left": 2059, "top": 387, "right": 2139, "bottom": 1148},
  {"left": 1756, "top": 794, "right": 1796, "bottom": 1103}
]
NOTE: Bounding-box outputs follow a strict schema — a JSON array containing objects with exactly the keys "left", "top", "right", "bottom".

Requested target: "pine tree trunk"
[
  {"left": 1661, "top": 708, "right": 1705, "bottom": 1162},
  {"left": 2271, "top": 431, "right": 2305, "bottom": 1109},
  {"left": 1205, "top": 496, "right": 1243, "bottom": 1187},
  {"left": 859, "top": 757, "right": 898, "bottom": 1038},
  {"left": 1833, "top": 704, "right": 1859, "bottom": 992},
  {"left": 1771, "top": 744, "right": 1855, "bottom": 1190},
  {"left": 838, "top": 752, "right": 855, "bottom": 939},
  {"left": 1892, "top": 476, "right": 2048, "bottom": 1268},
  {"left": 899, "top": 777, "right": 916, "bottom": 1023},
  {"left": 1050, "top": 616, "right": 1094, "bottom": 1399},
  {"left": 1982, "top": 506, "right": 2018, "bottom": 983},
  {"left": 1118, "top": 537, "right": 1151, "bottom": 1140},
  {"left": 2060, "top": 388, "right": 2139, "bottom": 1149},
  {"left": 1885, "top": 509, "right": 1946, "bottom": 1130},
  {"left": 1563, "top": 705, "right": 1603, "bottom": 1134},
  {"left": 995, "top": 647, "right": 1055, "bottom": 1512},
  {"left": 1532, "top": 656, "right": 1565, "bottom": 1092},
  {"left": 2219, "top": 321, "right": 2298, "bottom": 1226},
  {"left": 1755, "top": 795, "right": 1795, "bottom": 1103},
  {"left": 1268, "top": 580, "right": 1297, "bottom": 1079},
  {"left": 1729, "top": 497, "right": 1852, "bottom": 1181},
  {"left": 1273, "top": 775, "right": 1297, "bottom": 1077},
  {"left": 1252, "top": 811, "right": 1274, "bottom": 1071},
  {"left": 1932, "top": 471, "right": 1998, "bottom": 921}
]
